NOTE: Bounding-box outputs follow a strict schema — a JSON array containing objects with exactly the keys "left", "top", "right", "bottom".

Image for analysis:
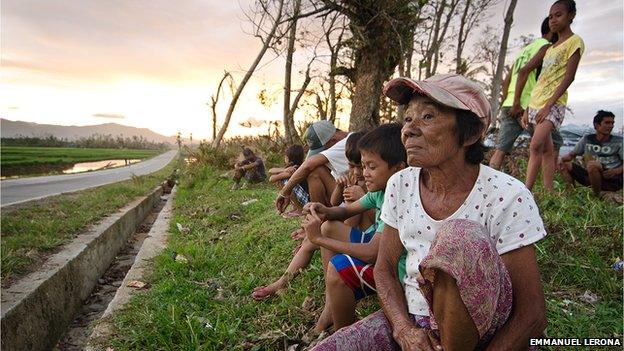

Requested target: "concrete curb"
[
  {"left": 0, "top": 186, "right": 163, "bottom": 351},
  {"left": 85, "top": 186, "right": 176, "bottom": 351}
]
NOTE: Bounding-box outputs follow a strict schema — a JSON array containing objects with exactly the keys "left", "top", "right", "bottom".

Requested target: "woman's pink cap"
[{"left": 383, "top": 74, "right": 492, "bottom": 132}]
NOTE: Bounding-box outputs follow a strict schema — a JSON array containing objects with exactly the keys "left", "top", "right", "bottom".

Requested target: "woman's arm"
[
  {"left": 485, "top": 245, "right": 547, "bottom": 351},
  {"left": 535, "top": 50, "right": 582, "bottom": 124},
  {"left": 510, "top": 46, "right": 549, "bottom": 117},
  {"left": 375, "top": 226, "right": 440, "bottom": 351}
]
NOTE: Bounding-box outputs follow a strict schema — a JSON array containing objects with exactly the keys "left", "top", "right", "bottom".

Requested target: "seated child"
[
  {"left": 232, "top": 147, "right": 266, "bottom": 190},
  {"left": 251, "top": 132, "right": 370, "bottom": 304},
  {"left": 302, "top": 123, "right": 407, "bottom": 332},
  {"left": 269, "top": 144, "right": 309, "bottom": 217}
]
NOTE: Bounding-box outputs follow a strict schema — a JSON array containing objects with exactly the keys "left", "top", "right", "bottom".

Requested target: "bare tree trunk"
[
  {"left": 431, "top": 0, "right": 459, "bottom": 75},
  {"left": 212, "top": 0, "right": 285, "bottom": 148},
  {"left": 490, "top": 0, "right": 517, "bottom": 119},
  {"left": 324, "top": 13, "right": 345, "bottom": 123},
  {"left": 328, "top": 48, "right": 338, "bottom": 122},
  {"left": 286, "top": 65, "right": 312, "bottom": 130},
  {"left": 283, "top": 0, "right": 301, "bottom": 144},
  {"left": 210, "top": 71, "right": 233, "bottom": 141},
  {"left": 456, "top": 0, "right": 472, "bottom": 73},
  {"left": 397, "top": 33, "right": 414, "bottom": 122}
]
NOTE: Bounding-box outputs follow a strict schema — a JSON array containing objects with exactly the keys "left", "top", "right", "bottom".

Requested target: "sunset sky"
[{"left": 1, "top": 0, "right": 623, "bottom": 139}]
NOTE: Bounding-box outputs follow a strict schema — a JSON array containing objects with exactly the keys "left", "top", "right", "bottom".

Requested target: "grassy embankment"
[
  {"left": 103, "top": 146, "right": 622, "bottom": 350},
  {"left": 1, "top": 146, "right": 162, "bottom": 176},
  {"left": 0, "top": 157, "right": 181, "bottom": 286}
]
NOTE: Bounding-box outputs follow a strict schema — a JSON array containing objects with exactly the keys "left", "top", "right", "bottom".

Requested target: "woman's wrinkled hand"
[
  {"left": 393, "top": 324, "right": 442, "bottom": 351},
  {"left": 343, "top": 185, "right": 365, "bottom": 203}
]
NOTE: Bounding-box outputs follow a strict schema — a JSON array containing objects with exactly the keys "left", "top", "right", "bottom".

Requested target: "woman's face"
[
  {"left": 401, "top": 95, "right": 461, "bottom": 168},
  {"left": 548, "top": 3, "right": 574, "bottom": 33}
]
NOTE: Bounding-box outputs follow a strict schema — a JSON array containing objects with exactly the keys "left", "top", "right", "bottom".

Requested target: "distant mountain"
[{"left": 0, "top": 119, "right": 176, "bottom": 144}]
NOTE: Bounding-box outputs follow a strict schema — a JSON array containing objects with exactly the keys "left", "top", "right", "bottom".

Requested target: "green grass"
[
  {"left": 0, "top": 158, "right": 180, "bottom": 285},
  {"left": 103, "top": 162, "right": 622, "bottom": 350},
  {"left": 1, "top": 146, "right": 161, "bottom": 168}
]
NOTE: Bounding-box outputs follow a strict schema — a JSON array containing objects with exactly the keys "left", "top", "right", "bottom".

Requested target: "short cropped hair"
[
  {"left": 358, "top": 123, "right": 407, "bottom": 168},
  {"left": 345, "top": 130, "right": 368, "bottom": 164},
  {"left": 285, "top": 144, "right": 304, "bottom": 166},
  {"left": 242, "top": 147, "right": 255, "bottom": 158},
  {"left": 593, "top": 110, "right": 615, "bottom": 126},
  {"left": 454, "top": 109, "right": 487, "bottom": 165}
]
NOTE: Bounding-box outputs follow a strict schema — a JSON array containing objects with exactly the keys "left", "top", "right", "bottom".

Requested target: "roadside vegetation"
[
  {"left": 1, "top": 134, "right": 170, "bottom": 150},
  {"left": 0, "top": 158, "right": 181, "bottom": 286},
  {"left": 101, "top": 140, "right": 622, "bottom": 350}
]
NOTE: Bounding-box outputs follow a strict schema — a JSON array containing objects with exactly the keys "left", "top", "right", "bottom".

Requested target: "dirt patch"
[{"left": 53, "top": 195, "right": 168, "bottom": 351}]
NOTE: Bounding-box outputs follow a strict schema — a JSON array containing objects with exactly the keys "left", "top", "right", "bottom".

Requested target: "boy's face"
[
  {"left": 361, "top": 150, "right": 397, "bottom": 192},
  {"left": 348, "top": 161, "right": 364, "bottom": 183}
]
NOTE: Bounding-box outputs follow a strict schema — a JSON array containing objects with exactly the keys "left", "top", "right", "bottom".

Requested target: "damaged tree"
[{"left": 212, "top": 0, "right": 285, "bottom": 148}]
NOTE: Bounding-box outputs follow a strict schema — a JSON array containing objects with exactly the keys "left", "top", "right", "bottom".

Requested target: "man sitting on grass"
[
  {"left": 275, "top": 121, "right": 349, "bottom": 212},
  {"left": 302, "top": 123, "right": 407, "bottom": 333},
  {"left": 559, "top": 110, "right": 623, "bottom": 201},
  {"left": 231, "top": 147, "right": 266, "bottom": 190}
]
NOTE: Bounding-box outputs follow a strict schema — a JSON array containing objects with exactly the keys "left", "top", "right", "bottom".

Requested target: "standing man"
[
  {"left": 559, "top": 110, "right": 623, "bottom": 197},
  {"left": 275, "top": 120, "right": 350, "bottom": 213},
  {"left": 490, "top": 17, "right": 563, "bottom": 170}
]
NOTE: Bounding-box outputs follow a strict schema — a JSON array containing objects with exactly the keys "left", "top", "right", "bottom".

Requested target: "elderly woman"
[{"left": 312, "top": 74, "right": 547, "bottom": 351}]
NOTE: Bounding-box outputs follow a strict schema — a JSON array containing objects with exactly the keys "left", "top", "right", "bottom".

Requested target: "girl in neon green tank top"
[{"left": 512, "top": 0, "right": 584, "bottom": 192}]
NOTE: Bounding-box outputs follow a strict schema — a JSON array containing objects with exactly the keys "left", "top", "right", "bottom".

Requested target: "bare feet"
[
  {"left": 251, "top": 273, "right": 288, "bottom": 301},
  {"left": 313, "top": 304, "right": 333, "bottom": 333},
  {"left": 251, "top": 279, "right": 285, "bottom": 300},
  {"left": 282, "top": 209, "right": 303, "bottom": 219},
  {"left": 600, "top": 191, "right": 623, "bottom": 204}
]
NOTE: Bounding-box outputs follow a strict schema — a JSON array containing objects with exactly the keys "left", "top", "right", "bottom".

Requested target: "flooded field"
[
  {"left": 0, "top": 146, "right": 161, "bottom": 179},
  {"left": 1, "top": 159, "right": 142, "bottom": 179},
  {"left": 63, "top": 159, "right": 141, "bottom": 174}
]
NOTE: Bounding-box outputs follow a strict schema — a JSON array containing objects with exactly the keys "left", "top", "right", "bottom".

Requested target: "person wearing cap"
[
  {"left": 312, "top": 75, "right": 547, "bottom": 351},
  {"left": 275, "top": 120, "right": 350, "bottom": 213}
]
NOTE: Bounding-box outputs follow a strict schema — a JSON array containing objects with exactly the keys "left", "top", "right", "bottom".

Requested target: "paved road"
[{"left": 1, "top": 150, "right": 177, "bottom": 207}]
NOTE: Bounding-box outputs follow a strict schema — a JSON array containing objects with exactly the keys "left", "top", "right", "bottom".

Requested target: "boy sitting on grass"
[
  {"left": 302, "top": 123, "right": 407, "bottom": 332},
  {"left": 251, "top": 132, "right": 370, "bottom": 301},
  {"left": 268, "top": 144, "right": 310, "bottom": 217}
]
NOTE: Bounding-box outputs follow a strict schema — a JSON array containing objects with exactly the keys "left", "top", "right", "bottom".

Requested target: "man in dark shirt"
[
  {"left": 559, "top": 110, "right": 623, "bottom": 196},
  {"left": 232, "top": 147, "right": 266, "bottom": 189}
]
